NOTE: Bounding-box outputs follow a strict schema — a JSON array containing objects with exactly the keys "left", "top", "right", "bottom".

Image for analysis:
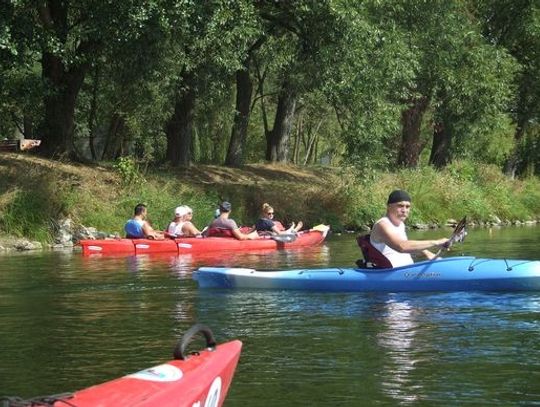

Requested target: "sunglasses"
[{"left": 267, "top": 212, "right": 274, "bottom": 215}]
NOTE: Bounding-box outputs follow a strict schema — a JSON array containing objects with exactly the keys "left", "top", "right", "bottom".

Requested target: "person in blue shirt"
[{"left": 124, "top": 203, "right": 164, "bottom": 239}]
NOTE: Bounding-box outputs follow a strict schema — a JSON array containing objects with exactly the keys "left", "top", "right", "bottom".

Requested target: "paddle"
[
  {"left": 435, "top": 216, "right": 467, "bottom": 257},
  {"left": 310, "top": 224, "right": 330, "bottom": 232}
]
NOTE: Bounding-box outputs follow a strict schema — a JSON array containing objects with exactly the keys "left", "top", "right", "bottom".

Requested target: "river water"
[{"left": 1, "top": 226, "right": 539, "bottom": 405}]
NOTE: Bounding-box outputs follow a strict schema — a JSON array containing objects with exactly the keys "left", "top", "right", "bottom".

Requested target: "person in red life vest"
[
  {"left": 207, "top": 201, "right": 259, "bottom": 240},
  {"left": 369, "top": 190, "right": 449, "bottom": 267},
  {"left": 124, "top": 203, "right": 165, "bottom": 240},
  {"left": 255, "top": 203, "right": 303, "bottom": 235}
]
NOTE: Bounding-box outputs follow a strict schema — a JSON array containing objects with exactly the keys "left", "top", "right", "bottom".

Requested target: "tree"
[
  {"left": 163, "top": 1, "right": 259, "bottom": 167},
  {"left": 476, "top": 0, "right": 540, "bottom": 178},
  {"left": 366, "top": 0, "right": 516, "bottom": 169},
  {"left": 5, "top": 1, "right": 172, "bottom": 159},
  {"left": 225, "top": 37, "right": 265, "bottom": 167}
]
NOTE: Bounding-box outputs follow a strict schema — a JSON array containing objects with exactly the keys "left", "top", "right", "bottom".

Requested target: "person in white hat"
[
  {"left": 167, "top": 205, "right": 202, "bottom": 237},
  {"left": 179, "top": 205, "right": 202, "bottom": 237}
]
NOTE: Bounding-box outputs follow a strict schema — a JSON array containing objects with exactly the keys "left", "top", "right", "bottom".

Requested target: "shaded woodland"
[{"left": 1, "top": 0, "right": 539, "bottom": 177}]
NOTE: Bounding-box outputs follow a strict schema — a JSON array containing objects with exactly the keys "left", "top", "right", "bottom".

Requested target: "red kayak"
[
  {"left": 2, "top": 325, "right": 242, "bottom": 407},
  {"left": 79, "top": 226, "right": 329, "bottom": 255}
]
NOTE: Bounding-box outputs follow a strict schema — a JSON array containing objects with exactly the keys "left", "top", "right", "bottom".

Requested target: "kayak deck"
[{"left": 193, "top": 257, "right": 540, "bottom": 292}]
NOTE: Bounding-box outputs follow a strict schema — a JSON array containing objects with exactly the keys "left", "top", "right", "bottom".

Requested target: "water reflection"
[
  {"left": 80, "top": 245, "right": 331, "bottom": 277},
  {"left": 377, "top": 298, "right": 425, "bottom": 403}
]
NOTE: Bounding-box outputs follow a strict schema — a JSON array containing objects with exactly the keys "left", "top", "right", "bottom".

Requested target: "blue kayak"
[{"left": 193, "top": 257, "right": 540, "bottom": 292}]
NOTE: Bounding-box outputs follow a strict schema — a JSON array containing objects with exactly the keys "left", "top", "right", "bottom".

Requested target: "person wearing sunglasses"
[{"left": 255, "top": 203, "right": 303, "bottom": 235}]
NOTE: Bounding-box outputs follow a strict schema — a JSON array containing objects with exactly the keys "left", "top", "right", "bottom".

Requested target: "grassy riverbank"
[{"left": 1, "top": 153, "right": 539, "bottom": 243}]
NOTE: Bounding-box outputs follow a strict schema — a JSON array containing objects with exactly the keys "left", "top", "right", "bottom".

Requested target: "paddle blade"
[
  {"left": 311, "top": 224, "right": 330, "bottom": 232},
  {"left": 443, "top": 216, "right": 467, "bottom": 249}
]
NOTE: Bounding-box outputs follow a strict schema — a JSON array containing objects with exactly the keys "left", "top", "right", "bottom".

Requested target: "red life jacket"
[{"left": 206, "top": 227, "right": 235, "bottom": 238}]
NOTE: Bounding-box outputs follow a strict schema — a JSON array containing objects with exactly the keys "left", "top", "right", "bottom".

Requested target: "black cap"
[
  {"left": 219, "top": 201, "right": 232, "bottom": 212},
  {"left": 387, "top": 190, "right": 411, "bottom": 204}
]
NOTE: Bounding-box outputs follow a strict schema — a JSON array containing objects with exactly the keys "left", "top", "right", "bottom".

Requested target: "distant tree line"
[{"left": 1, "top": 0, "right": 539, "bottom": 177}]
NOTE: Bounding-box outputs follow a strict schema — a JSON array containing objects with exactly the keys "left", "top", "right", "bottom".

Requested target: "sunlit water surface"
[{"left": 1, "top": 226, "right": 540, "bottom": 406}]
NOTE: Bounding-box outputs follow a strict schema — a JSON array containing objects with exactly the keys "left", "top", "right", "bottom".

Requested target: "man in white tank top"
[{"left": 370, "top": 190, "right": 449, "bottom": 267}]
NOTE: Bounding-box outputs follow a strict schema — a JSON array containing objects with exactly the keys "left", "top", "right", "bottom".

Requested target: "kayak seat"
[
  {"left": 206, "top": 227, "right": 234, "bottom": 238},
  {"left": 356, "top": 234, "right": 393, "bottom": 269}
]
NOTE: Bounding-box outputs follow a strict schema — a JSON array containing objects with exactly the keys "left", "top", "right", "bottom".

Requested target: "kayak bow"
[{"left": 2, "top": 324, "right": 242, "bottom": 407}]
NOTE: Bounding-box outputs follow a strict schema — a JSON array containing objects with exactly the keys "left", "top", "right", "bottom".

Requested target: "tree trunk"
[
  {"left": 101, "top": 113, "right": 126, "bottom": 160},
  {"left": 225, "top": 64, "right": 253, "bottom": 166},
  {"left": 36, "top": 2, "right": 94, "bottom": 159},
  {"left": 266, "top": 80, "right": 296, "bottom": 163},
  {"left": 397, "top": 96, "right": 429, "bottom": 168},
  {"left": 429, "top": 121, "right": 452, "bottom": 169},
  {"left": 88, "top": 65, "right": 100, "bottom": 161},
  {"left": 39, "top": 52, "right": 89, "bottom": 158},
  {"left": 165, "top": 73, "right": 196, "bottom": 167},
  {"left": 292, "top": 114, "right": 303, "bottom": 164},
  {"left": 304, "top": 133, "right": 318, "bottom": 165},
  {"left": 503, "top": 123, "right": 526, "bottom": 179}
]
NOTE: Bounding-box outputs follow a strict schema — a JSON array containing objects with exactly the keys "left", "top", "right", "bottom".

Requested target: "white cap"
[{"left": 175, "top": 206, "right": 188, "bottom": 217}]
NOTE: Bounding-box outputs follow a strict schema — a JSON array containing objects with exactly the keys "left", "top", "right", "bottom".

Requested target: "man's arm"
[
  {"left": 143, "top": 221, "right": 164, "bottom": 240},
  {"left": 232, "top": 228, "right": 259, "bottom": 240},
  {"left": 374, "top": 220, "right": 448, "bottom": 253}
]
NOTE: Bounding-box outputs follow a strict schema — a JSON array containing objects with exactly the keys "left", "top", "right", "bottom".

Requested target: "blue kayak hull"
[{"left": 193, "top": 257, "right": 540, "bottom": 292}]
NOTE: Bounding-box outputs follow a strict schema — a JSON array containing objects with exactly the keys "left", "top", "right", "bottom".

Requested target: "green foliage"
[
  {"left": 0, "top": 175, "right": 79, "bottom": 242},
  {"left": 341, "top": 159, "right": 540, "bottom": 229},
  {"left": 0, "top": 189, "right": 52, "bottom": 241},
  {"left": 1, "top": 0, "right": 539, "bottom": 174},
  {"left": 1, "top": 155, "right": 540, "bottom": 243},
  {"left": 113, "top": 157, "right": 146, "bottom": 187}
]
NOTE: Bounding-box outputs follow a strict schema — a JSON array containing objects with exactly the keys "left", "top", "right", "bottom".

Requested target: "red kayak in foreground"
[
  {"left": 79, "top": 226, "right": 329, "bottom": 255},
  {"left": 2, "top": 325, "right": 242, "bottom": 407}
]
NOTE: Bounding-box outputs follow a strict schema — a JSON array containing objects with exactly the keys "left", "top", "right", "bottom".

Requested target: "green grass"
[
  {"left": 339, "top": 160, "right": 540, "bottom": 229},
  {"left": 0, "top": 155, "right": 539, "bottom": 242}
]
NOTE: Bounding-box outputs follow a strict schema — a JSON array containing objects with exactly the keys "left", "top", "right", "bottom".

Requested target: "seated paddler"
[
  {"left": 255, "top": 203, "right": 303, "bottom": 235},
  {"left": 124, "top": 203, "right": 165, "bottom": 240},
  {"left": 368, "top": 190, "right": 449, "bottom": 267},
  {"left": 206, "top": 201, "right": 259, "bottom": 240}
]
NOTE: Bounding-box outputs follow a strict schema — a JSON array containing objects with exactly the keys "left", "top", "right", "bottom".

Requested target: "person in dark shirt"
[{"left": 255, "top": 203, "right": 303, "bottom": 235}]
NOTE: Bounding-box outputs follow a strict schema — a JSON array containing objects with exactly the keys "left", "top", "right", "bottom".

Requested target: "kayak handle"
[{"left": 173, "top": 323, "right": 217, "bottom": 360}]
